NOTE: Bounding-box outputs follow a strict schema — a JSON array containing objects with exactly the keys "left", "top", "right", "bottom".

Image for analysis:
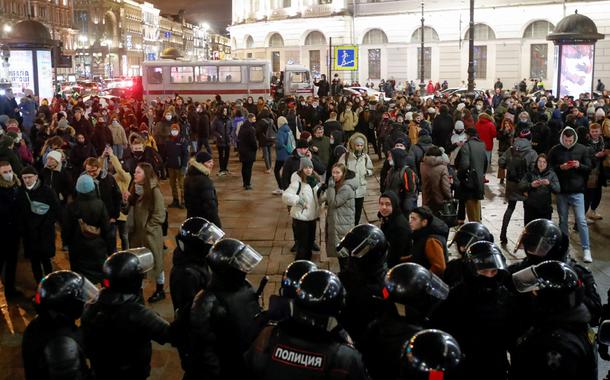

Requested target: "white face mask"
[
  {"left": 1, "top": 172, "right": 13, "bottom": 182},
  {"left": 476, "top": 105, "right": 483, "bottom": 111},
  {"left": 520, "top": 118, "right": 528, "bottom": 123},
  {"left": 26, "top": 181, "right": 36, "bottom": 190},
  {"left": 197, "top": 107, "right": 202, "bottom": 112},
  {"left": 313, "top": 103, "right": 319, "bottom": 108},
  {"left": 171, "top": 130, "right": 179, "bottom": 136},
  {"left": 388, "top": 159, "right": 394, "bottom": 166},
  {"left": 165, "top": 115, "right": 172, "bottom": 121}
]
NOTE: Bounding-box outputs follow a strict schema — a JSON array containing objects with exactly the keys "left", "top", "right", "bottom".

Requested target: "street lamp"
[
  {"left": 419, "top": 1, "right": 425, "bottom": 92},
  {"left": 2, "top": 24, "right": 12, "bottom": 33},
  {"left": 467, "top": 0, "right": 475, "bottom": 92}
]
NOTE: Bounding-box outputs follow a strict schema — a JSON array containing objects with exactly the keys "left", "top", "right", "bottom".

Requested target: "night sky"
[{"left": 151, "top": 0, "right": 231, "bottom": 34}]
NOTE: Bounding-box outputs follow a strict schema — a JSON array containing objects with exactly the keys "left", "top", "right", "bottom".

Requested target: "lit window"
[
  {"left": 249, "top": 66, "right": 264, "bottom": 82},
  {"left": 196, "top": 66, "right": 218, "bottom": 82},
  {"left": 146, "top": 67, "right": 163, "bottom": 84},
  {"left": 170, "top": 66, "right": 194, "bottom": 83},
  {"left": 219, "top": 66, "right": 242, "bottom": 82}
]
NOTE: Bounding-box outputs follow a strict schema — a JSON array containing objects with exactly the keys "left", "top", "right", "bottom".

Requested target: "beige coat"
[
  {"left": 108, "top": 122, "right": 128, "bottom": 146},
  {"left": 339, "top": 109, "right": 358, "bottom": 132},
  {"left": 109, "top": 153, "right": 131, "bottom": 222},
  {"left": 128, "top": 179, "right": 165, "bottom": 280}
]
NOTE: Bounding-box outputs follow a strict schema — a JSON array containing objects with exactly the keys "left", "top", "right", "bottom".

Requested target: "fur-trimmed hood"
[{"left": 188, "top": 157, "right": 211, "bottom": 176}]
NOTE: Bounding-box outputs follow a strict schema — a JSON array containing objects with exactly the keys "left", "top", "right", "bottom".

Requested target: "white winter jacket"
[{"left": 282, "top": 172, "right": 321, "bottom": 221}]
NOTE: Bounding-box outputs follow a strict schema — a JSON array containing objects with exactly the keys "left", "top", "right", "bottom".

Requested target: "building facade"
[
  {"left": 229, "top": 0, "right": 610, "bottom": 90},
  {"left": 0, "top": 0, "right": 78, "bottom": 75}
]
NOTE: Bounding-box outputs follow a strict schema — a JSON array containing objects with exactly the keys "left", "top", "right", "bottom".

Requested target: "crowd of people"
[{"left": 0, "top": 77, "right": 609, "bottom": 379}]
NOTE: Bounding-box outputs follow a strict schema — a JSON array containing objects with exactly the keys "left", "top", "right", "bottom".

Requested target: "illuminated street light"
[
  {"left": 200, "top": 22, "right": 210, "bottom": 31},
  {"left": 3, "top": 24, "right": 12, "bottom": 33},
  {"left": 78, "top": 35, "right": 88, "bottom": 43}
]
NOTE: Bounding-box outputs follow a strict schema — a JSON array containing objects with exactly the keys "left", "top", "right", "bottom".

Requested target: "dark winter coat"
[
  {"left": 211, "top": 117, "right": 232, "bottom": 147},
  {"left": 163, "top": 135, "right": 189, "bottom": 169},
  {"left": 431, "top": 111, "right": 454, "bottom": 151},
  {"left": 379, "top": 191, "right": 412, "bottom": 268},
  {"left": 456, "top": 136, "right": 488, "bottom": 200},
  {"left": 184, "top": 158, "right": 221, "bottom": 227},
  {"left": 63, "top": 191, "right": 113, "bottom": 283},
  {"left": 254, "top": 114, "right": 274, "bottom": 148},
  {"left": 41, "top": 166, "right": 72, "bottom": 204},
  {"left": 498, "top": 138, "right": 538, "bottom": 202},
  {"left": 91, "top": 125, "right": 113, "bottom": 155},
  {"left": 519, "top": 165, "right": 560, "bottom": 214},
  {"left": 90, "top": 172, "right": 122, "bottom": 220},
  {"left": 238, "top": 121, "right": 258, "bottom": 162},
  {"left": 71, "top": 116, "right": 94, "bottom": 140},
  {"left": 548, "top": 127, "right": 592, "bottom": 194},
  {"left": 197, "top": 111, "right": 210, "bottom": 140},
  {"left": 0, "top": 173, "right": 21, "bottom": 235},
  {"left": 69, "top": 142, "right": 97, "bottom": 173},
  {"left": 18, "top": 180, "right": 60, "bottom": 259}
]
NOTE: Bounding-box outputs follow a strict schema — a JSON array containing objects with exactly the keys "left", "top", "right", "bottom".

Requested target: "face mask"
[
  {"left": 313, "top": 103, "right": 319, "bottom": 108},
  {"left": 301, "top": 102, "right": 306, "bottom": 106},
  {"left": 1, "top": 172, "right": 13, "bottom": 182},
  {"left": 26, "top": 181, "right": 36, "bottom": 190},
  {"left": 388, "top": 159, "right": 394, "bottom": 166},
  {"left": 406, "top": 105, "right": 412, "bottom": 110},
  {"left": 197, "top": 107, "right": 202, "bottom": 112},
  {"left": 476, "top": 105, "right": 482, "bottom": 111},
  {"left": 165, "top": 115, "right": 172, "bottom": 121},
  {"left": 112, "top": 120, "right": 119, "bottom": 125},
  {"left": 135, "top": 184, "right": 144, "bottom": 195},
  {"left": 520, "top": 118, "right": 528, "bottom": 123},
  {"left": 330, "top": 137, "right": 334, "bottom": 144},
  {"left": 171, "top": 130, "right": 179, "bottom": 136}
]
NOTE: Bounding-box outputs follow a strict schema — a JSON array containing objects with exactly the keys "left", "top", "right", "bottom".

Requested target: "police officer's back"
[
  {"left": 22, "top": 270, "right": 97, "bottom": 380},
  {"left": 510, "top": 260, "right": 597, "bottom": 380},
  {"left": 433, "top": 242, "right": 511, "bottom": 380},
  {"left": 245, "top": 270, "right": 369, "bottom": 380},
  {"left": 336, "top": 224, "right": 388, "bottom": 345},
  {"left": 81, "top": 249, "right": 173, "bottom": 380},
  {"left": 361, "top": 263, "right": 449, "bottom": 380},
  {"left": 186, "top": 238, "right": 264, "bottom": 379},
  {"left": 266, "top": 260, "right": 318, "bottom": 322}
]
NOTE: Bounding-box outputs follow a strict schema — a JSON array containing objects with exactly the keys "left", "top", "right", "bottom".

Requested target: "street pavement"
[{"left": 0, "top": 144, "right": 609, "bottom": 379}]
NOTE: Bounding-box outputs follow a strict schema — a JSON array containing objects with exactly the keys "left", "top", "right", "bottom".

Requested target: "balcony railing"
[{"left": 303, "top": 4, "right": 333, "bottom": 18}]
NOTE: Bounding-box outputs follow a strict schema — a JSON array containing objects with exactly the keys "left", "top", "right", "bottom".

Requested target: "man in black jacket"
[
  {"left": 84, "top": 157, "right": 122, "bottom": 251},
  {"left": 378, "top": 191, "right": 412, "bottom": 268},
  {"left": 238, "top": 113, "right": 258, "bottom": 190},
  {"left": 184, "top": 151, "right": 221, "bottom": 227},
  {"left": 548, "top": 126, "right": 592, "bottom": 262},
  {"left": 315, "top": 74, "right": 330, "bottom": 97},
  {"left": 0, "top": 161, "right": 22, "bottom": 298},
  {"left": 431, "top": 104, "right": 454, "bottom": 152},
  {"left": 281, "top": 139, "right": 326, "bottom": 190}
]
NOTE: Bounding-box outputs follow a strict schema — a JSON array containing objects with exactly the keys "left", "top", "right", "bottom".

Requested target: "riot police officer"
[
  {"left": 361, "top": 263, "right": 449, "bottom": 380},
  {"left": 22, "top": 270, "right": 97, "bottom": 380},
  {"left": 171, "top": 217, "right": 224, "bottom": 313},
  {"left": 244, "top": 270, "right": 369, "bottom": 380},
  {"left": 510, "top": 219, "right": 601, "bottom": 325},
  {"left": 185, "top": 238, "right": 265, "bottom": 379},
  {"left": 267, "top": 259, "right": 317, "bottom": 322},
  {"left": 399, "top": 329, "right": 462, "bottom": 380},
  {"left": 510, "top": 260, "right": 597, "bottom": 380},
  {"left": 171, "top": 217, "right": 225, "bottom": 376},
  {"left": 336, "top": 223, "right": 389, "bottom": 345},
  {"left": 81, "top": 249, "right": 174, "bottom": 380},
  {"left": 444, "top": 222, "right": 494, "bottom": 287},
  {"left": 432, "top": 241, "right": 511, "bottom": 380}
]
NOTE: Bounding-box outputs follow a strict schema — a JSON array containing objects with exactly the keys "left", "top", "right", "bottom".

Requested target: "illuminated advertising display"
[
  {"left": 36, "top": 50, "right": 54, "bottom": 102},
  {"left": 559, "top": 44, "right": 594, "bottom": 97},
  {"left": 8, "top": 50, "right": 34, "bottom": 98}
]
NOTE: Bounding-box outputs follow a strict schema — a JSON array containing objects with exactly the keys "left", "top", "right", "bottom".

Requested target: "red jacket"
[{"left": 475, "top": 114, "right": 497, "bottom": 151}]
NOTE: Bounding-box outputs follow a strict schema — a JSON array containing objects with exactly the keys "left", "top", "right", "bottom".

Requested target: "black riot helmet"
[
  {"left": 35, "top": 270, "right": 99, "bottom": 320},
  {"left": 280, "top": 260, "right": 318, "bottom": 299},
  {"left": 103, "top": 248, "right": 155, "bottom": 294},
  {"left": 465, "top": 241, "right": 507, "bottom": 275},
  {"left": 336, "top": 224, "right": 388, "bottom": 274},
  {"left": 383, "top": 263, "right": 449, "bottom": 317},
  {"left": 403, "top": 329, "right": 462, "bottom": 375},
  {"left": 207, "top": 238, "right": 262, "bottom": 280},
  {"left": 515, "top": 219, "right": 568, "bottom": 263},
  {"left": 512, "top": 260, "right": 582, "bottom": 312},
  {"left": 450, "top": 222, "right": 494, "bottom": 255},
  {"left": 296, "top": 270, "right": 346, "bottom": 317},
  {"left": 176, "top": 217, "right": 225, "bottom": 255}
]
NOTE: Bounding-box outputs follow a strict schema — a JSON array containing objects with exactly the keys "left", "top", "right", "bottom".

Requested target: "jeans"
[
  {"left": 293, "top": 219, "right": 316, "bottom": 260},
  {"left": 218, "top": 145, "right": 230, "bottom": 172},
  {"left": 241, "top": 160, "right": 254, "bottom": 187},
  {"left": 168, "top": 167, "right": 185, "bottom": 201},
  {"left": 262, "top": 146, "right": 272, "bottom": 170},
  {"left": 355, "top": 197, "right": 364, "bottom": 226},
  {"left": 112, "top": 144, "right": 124, "bottom": 159},
  {"left": 116, "top": 220, "right": 129, "bottom": 250},
  {"left": 485, "top": 150, "right": 492, "bottom": 171},
  {"left": 556, "top": 193, "right": 590, "bottom": 250},
  {"left": 274, "top": 160, "right": 285, "bottom": 189}
]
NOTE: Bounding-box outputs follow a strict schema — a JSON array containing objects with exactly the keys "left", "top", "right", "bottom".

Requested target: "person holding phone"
[{"left": 519, "top": 154, "right": 560, "bottom": 225}]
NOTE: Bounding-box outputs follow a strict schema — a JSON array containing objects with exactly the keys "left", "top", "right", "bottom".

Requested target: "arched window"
[
  {"left": 245, "top": 35, "right": 254, "bottom": 48},
  {"left": 410, "top": 26, "right": 439, "bottom": 43},
  {"left": 523, "top": 20, "right": 554, "bottom": 39},
  {"left": 464, "top": 24, "right": 496, "bottom": 40},
  {"left": 268, "top": 33, "right": 284, "bottom": 48},
  {"left": 362, "top": 29, "right": 388, "bottom": 45},
  {"left": 304, "top": 31, "right": 326, "bottom": 46}
]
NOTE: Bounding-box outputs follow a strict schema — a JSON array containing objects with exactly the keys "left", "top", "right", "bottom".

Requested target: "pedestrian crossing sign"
[{"left": 333, "top": 46, "right": 358, "bottom": 71}]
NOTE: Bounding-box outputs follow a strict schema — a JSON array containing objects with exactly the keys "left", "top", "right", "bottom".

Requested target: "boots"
[{"left": 148, "top": 283, "right": 166, "bottom": 303}]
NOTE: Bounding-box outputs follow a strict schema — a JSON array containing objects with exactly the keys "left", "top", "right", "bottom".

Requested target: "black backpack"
[
  {"left": 507, "top": 148, "right": 527, "bottom": 182},
  {"left": 264, "top": 118, "right": 277, "bottom": 142}
]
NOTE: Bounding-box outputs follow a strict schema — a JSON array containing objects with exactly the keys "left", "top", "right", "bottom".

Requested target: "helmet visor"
[
  {"left": 80, "top": 276, "right": 100, "bottom": 304},
  {"left": 203, "top": 223, "right": 225, "bottom": 245},
  {"left": 426, "top": 272, "right": 450, "bottom": 302},
  {"left": 337, "top": 234, "right": 377, "bottom": 259},
  {"left": 512, "top": 266, "right": 540, "bottom": 293},
  {"left": 469, "top": 252, "right": 507, "bottom": 272},
  {"left": 515, "top": 232, "right": 554, "bottom": 257},
  {"left": 231, "top": 244, "right": 263, "bottom": 273},
  {"left": 129, "top": 247, "right": 155, "bottom": 273}
]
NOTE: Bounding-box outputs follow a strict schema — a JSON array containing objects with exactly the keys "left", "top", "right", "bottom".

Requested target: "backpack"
[
  {"left": 507, "top": 148, "right": 527, "bottom": 182},
  {"left": 264, "top": 118, "right": 278, "bottom": 142},
  {"left": 400, "top": 166, "right": 418, "bottom": 196}
]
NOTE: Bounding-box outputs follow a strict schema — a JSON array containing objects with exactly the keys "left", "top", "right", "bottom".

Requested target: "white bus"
[{"left": 142, "top": 59, "right": 273, "bottom": 102}]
